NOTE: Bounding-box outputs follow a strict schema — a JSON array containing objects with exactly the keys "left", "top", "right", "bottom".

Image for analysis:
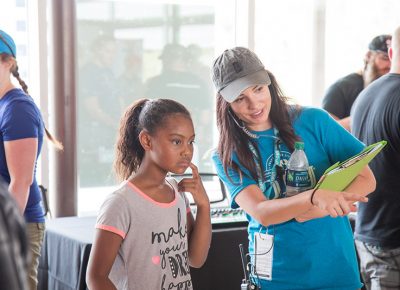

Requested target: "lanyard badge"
[
  {"left": 248, "top": 128, "right": 286, "bottom": 199},
  {"left": 253, "top": 231, "right": 274, "bottom": 280}
]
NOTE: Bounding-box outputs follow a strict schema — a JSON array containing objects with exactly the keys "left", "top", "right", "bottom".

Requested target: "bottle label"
[{"left": 286, "top": 169, "right": 311, "bottom": 188}]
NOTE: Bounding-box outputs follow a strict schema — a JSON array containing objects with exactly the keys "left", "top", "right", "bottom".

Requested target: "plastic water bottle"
[{"left": 285, "top": 142, "right": 311, "bottom": 197}]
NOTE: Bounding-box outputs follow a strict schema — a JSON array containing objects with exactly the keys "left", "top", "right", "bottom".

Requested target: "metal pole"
[{"left": 49, "top": 0, "right": 77, "bottom": 217}]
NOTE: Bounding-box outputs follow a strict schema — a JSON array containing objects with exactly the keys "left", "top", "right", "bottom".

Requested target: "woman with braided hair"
[{"left": 0, "top": 29, "right": 62, "bottom": 290}]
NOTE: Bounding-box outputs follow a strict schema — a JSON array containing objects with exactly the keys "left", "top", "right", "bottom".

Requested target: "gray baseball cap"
[{"left": 212, "top": 47, "right": 271, "bottom": 103}]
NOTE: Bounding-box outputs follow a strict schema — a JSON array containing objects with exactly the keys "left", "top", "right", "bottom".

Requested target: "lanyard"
[{"left": 248, "top": 128, "right": 285, "bottom": 197}]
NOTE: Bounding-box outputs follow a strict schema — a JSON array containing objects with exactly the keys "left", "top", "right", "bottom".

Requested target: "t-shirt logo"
[
  {"left": 264, "top": 151, "right": 291, "bottom": 181},
  {"left": 151, "top": 208, "right": 192, "bottom": 289}
]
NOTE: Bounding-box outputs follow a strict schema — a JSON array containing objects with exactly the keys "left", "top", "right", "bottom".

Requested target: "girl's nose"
[{"left": 182, "top": 144, "right": 192, "bottom": 157}]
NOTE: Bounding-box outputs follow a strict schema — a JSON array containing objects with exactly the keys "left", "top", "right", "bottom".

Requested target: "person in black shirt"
[
  {"left": 322, "top": 34, "right": 391, "bottom": 131},
  {"left": 351, "top": 26, "right": 400, "bottom": 290}
]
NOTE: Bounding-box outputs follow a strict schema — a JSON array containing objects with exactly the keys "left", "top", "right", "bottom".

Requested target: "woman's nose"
[{"left": 247, "top": 97, "right": 257, "bottom": 109}]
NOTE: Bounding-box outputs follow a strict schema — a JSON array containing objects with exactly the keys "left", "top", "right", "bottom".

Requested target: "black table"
[
  {"left": 38, "top": 216, "right": 248, "bottom": 290},
  {"left": 38, "top": 217, "right": 95, "bottom": 290}
]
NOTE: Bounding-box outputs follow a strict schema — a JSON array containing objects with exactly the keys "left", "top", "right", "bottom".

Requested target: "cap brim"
[{"left": 219, "top": 70, "right": 271, "bottom": 103}]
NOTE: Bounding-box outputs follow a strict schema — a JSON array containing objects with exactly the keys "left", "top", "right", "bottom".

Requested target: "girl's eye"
[
  {"left": 234, "top": 97, "right": 244, "bottom": 103},
  {"left": 172, "top": 139, "right": 181, "bottom": 145},
  {"left": 256, "top": 86, "right": 263, "bottom": 92},
  {"left": 189, "top": 140, "right": 195, "bottom": 145}
]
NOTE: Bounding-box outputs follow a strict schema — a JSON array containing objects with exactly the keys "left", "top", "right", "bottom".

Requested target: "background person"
[
  {"left": 322, "top": 34, "right": 392, "bottom": 130},
  {"left": 211, "top": 47, "right": 375, "bottom": 289},
  {"left": 145, "top": 43, "right": 213, "bottom": 169},
  {"left": 86, "top": 99, "right": 211, "bottom": 290},
  {"left": 0, "top": 178, "right": 29, "bottom": 290},
  {"left": 0, "top": 29, "right": 62, "bottom": 290},
  {"left": 78, "top": 35, "right": 120, "bottom": 187},
  {"left": 351, "top": 26, "right": 400, "bottom": 290}
]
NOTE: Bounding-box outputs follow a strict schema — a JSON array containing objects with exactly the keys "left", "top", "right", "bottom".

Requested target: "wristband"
[{"left": 310, "top": 187, "right": 318, "bottom": 205}]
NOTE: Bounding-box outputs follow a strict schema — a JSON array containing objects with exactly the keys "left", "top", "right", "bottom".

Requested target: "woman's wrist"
[{"left": 310, "top": 187, "right": 318, "bottom": 205}]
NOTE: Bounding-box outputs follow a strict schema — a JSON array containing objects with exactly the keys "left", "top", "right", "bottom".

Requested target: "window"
[
  {"left": 254, "top": 0, "right": 400, "bottom": 106},
  {"left": 76, "top": 0, "right": 235, "bottom": 215}
]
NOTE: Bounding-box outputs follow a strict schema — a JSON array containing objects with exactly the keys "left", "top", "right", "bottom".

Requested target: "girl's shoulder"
[{"left": 103, "top": 182, "right": 132, "bottom": 203}]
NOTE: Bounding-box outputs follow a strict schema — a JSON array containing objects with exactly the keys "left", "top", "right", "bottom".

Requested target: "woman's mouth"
[{"left": 250, "top": 109, "right": 263, "bottom": 118}]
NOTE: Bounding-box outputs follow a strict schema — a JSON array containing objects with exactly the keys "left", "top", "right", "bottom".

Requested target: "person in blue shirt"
[
  {"left": 211, "top": 47, "right": 376, "bottom": 289},
  {"left": 0, "top": 29, "right": 62, "bottom": 290}
]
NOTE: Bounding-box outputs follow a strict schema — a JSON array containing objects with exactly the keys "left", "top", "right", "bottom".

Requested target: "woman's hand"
[
  {"left": 311, "top": 189, "right": 368, "bottom": 218},
  {"left": 295, "top": 200, "right": 358, "bottom": 222},
  {"left": 177, "top": 163, "right": 209, "bottom": 208}
]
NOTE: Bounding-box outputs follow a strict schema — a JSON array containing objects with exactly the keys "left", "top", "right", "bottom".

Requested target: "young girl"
[
  {"left": 211, "top": 47, "right": 376, "bottom": 289},
  {"left": 0, "top": 29, "right": 62, "bottom": 290},
  {"left": 86, "top": 98, "right": 212, "bottom": 290}
]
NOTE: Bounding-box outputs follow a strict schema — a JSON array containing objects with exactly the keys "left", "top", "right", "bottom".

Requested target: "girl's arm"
[
  {"left": 86, "top": 229, "right": 122, "bottom": 290},
  {"left": 236, "top": 180, "right": 368, "bottom": 228},
  {"left": 178, "top": 163, "right": 211, "bottom": 268},
  {"left": 295, "top": 165, "right": 375, "bottom": 222},
  {"left": 4, "top": 138, "right": 38, "bottom": 212}
]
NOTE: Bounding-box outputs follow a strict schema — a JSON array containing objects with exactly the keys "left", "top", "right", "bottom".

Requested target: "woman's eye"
[
  {"left": 189, "top": 140, "right": 195, "bottom": 145},
  {"left": 172, "top": 139, "right": 181, "bottom": 145},
  {"left": 256, "top": 86, "right": 263, "bottom": 92},
  {"left": 235, "top": 97, "right": 244, "bottom": 103}
]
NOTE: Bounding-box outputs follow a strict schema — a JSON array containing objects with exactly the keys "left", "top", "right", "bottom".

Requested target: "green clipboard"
[{"left": 314, "top": 140, "right": 387, "bottom": 191}]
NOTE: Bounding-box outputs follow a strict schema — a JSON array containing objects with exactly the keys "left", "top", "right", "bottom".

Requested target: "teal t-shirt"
[{"left": 212, "top": 107, "right": 364, "bottom": 289}]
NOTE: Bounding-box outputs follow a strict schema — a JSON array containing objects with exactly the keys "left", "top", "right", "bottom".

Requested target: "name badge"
[{"left": 254, "top": 232, "right": 274, "bottom": 280}]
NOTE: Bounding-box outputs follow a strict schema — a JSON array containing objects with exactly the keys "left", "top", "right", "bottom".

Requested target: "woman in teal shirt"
[{"left": 211, "top": 47, "right": 376, "bottom": 289}]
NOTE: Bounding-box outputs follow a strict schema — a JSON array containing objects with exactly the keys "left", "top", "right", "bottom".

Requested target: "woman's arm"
[
  {"left": 344, "top": 165, "right": 376, "bottom": 196},
  {"left": 4, "top": 138, "right": 38, "bottom": 212},
  {"left": 86, "top": 229, "right": 122, "bottom": 290},
  {"left": 178, "top": 164, "right": 211, "bottom": 268},
  {"left": 295, "top": 165, "right": 375, "bottom": 222},
  {"left": 236, "top": 181, "right": 368, "bottom": 227}
]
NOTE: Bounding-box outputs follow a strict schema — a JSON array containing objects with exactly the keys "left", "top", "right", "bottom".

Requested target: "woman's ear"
[
  {"left": 2, "top": 57, "right": 14, "bottom": 71},
  {"left": 138, "top": 130, "right": 152, "bottom": 151}
]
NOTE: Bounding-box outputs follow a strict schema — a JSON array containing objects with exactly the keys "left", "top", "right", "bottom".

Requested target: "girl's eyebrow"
[{"left": 169, "top": 133, "right": 196, "bottom": 139}]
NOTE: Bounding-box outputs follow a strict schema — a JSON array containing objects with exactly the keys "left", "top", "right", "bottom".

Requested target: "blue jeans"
[{"left": 355, "top": 240, "right": 400, "bottom": 290}]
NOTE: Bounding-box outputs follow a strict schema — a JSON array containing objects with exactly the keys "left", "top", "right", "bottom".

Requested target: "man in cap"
[
  {"left": 145, "top": 43, "right": 205, "bottom": 104},
  {"left": 145, "top": 43, "right": 213, "bottom": 170},
  {"left": 322, "top": 34, "right": 392, "bottom": 130},
  {"left": 351, "top": 26, "right": 400, "bottom": 290}
]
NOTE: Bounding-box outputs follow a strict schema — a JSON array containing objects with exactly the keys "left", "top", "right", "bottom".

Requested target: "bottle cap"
[{"left": 295, "top": 142, "right": 304, "bottom": 150}]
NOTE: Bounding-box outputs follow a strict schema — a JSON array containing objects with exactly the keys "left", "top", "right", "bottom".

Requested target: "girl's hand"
[
  {"left": 311, "top": 189, "right": 368, "bottom": 218},
  {"left": 177, "top": 163, "right": 209, "bottom": 208}
]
